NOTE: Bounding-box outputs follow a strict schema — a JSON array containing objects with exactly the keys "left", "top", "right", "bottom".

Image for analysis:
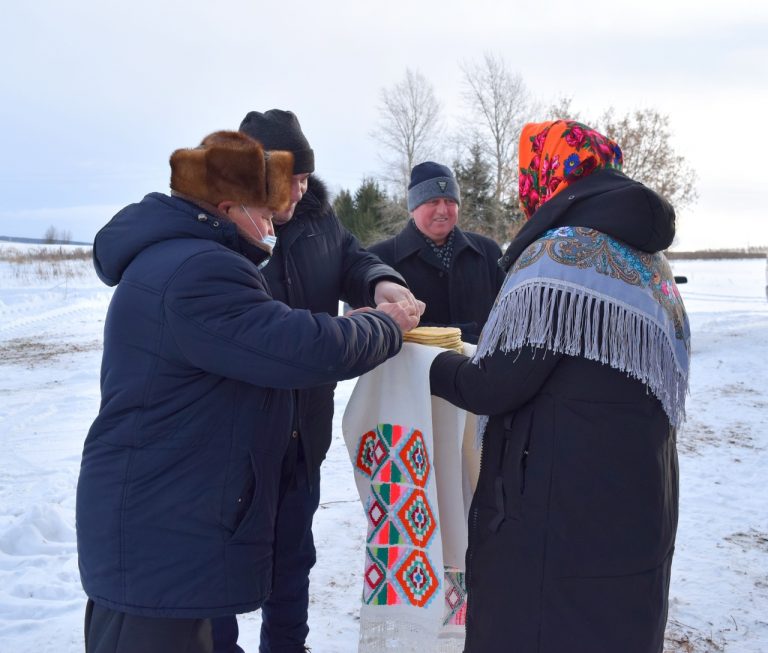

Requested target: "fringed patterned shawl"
[
  {"left": 474, "top": 225, "right": 690, "bottom": 435},
  {"left": 471, "top": 120, "right": 690, "bottom": 437}
]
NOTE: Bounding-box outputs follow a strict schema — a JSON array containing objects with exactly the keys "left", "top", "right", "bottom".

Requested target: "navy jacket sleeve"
[
  {"left": 164, "top": 248, "right": 402, "bottom": 389},
  {"left": 429, "top": 346, "right": 562, "bottom": 415}
]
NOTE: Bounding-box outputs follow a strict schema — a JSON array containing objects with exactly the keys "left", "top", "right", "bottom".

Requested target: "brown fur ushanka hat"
[{"left": 169, "top": 131, "right": 294, "bottom": 212}]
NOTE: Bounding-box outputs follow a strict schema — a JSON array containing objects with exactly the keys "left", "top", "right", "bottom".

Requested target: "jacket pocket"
[
  {"left": 222, "top": 453, "right": 262, "bottom": 540},
  {"left": 488, "top": 406, "right": 535, "bottom": 531}
]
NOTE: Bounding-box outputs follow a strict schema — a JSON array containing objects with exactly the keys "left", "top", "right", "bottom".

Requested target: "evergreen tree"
[
  {"left": 453, "top": 141, "right": 524, "bottom": 244},
  {"left": 333, "top": 189, "right": 355, "bottom": 232},
  {"left": 353, "top": 178, "right": 386, "bottom": 246},
  {"left": 454, "top": 142, "right": 494, "bottom": 237},
  {"left": 334, "top": 179, "right": 396, "bottom": 247}
]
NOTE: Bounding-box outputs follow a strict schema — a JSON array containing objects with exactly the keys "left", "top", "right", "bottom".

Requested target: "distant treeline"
[
  {"left": 667, "top": 249, "right": 767, "bottom": 260},
  {"left": 0, "top": 235, "right": 93, "bottom": 246}
]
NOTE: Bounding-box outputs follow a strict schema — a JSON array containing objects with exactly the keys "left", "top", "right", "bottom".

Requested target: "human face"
[
  {"left": 272, "top": 172, "right": 310, "bottom": 224},
  {"left": 411, "top": 197, "right": 459, "bottom": 245},
  {"left": 228, "top": 204, "right": 275, "bottom": 249}
]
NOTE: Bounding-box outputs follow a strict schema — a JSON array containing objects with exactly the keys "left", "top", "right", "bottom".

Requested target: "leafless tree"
[
  {"left": 545, "top": 95, "right": 584, "bottom": 123},
  {"left": 599, "top": 108, "right": 698, "bottom": 211},
  {"left": 372, "top": 69, "right": 442, "bottom": 196},
  {"left": 544, "top": 100, "right": 698, "bottom": 211},
  {"left": 43, "top": 226, "right": 73, "bottom": 244},
  {"left": 460, "top": 53, "right": 532, "bottom": 205},
  {"left": 44, "top": 225, "right": 58, "bottom": 244}
]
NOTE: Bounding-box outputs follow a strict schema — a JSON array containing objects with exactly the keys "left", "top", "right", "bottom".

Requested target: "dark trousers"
[
  {"left": 212, "top": 444, "right": 321, "bottom": 653},
  {"left": 84, "top": 599, "right": 213, "bottom": 653}
]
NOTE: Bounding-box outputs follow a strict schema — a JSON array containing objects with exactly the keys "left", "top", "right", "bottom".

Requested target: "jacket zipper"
[
  {"left": 282, "top": 247, "right": 312, "bottom": 491},
  {"left": 465, "top": 431, "right": 485, "bottom": 644}
]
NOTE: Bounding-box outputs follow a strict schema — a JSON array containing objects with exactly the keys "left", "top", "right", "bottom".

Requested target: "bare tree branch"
[
  {"left": 599, "top": 108, "right": 699, "bottom": 211},
  {"left": 460, "top": 53, "right": 532, "bottom": 204},
  {"left": 371, "top": 69, "right": 442, "bottom": 196}
]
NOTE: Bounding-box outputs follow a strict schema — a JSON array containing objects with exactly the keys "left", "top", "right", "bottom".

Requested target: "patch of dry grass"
[
  {"left": 0, "top": 246, "right": 91, "bottom": 263},
  {"left": 664, "top": 619, "right": 726, "bottom": 652},
  {"left": 0, "top": 337, "right": 101, "bottom": 367},
  {"left": 0, "top": 246, "right": 93, "bottom": 282}
]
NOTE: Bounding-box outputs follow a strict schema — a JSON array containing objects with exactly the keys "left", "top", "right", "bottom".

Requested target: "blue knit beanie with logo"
[{"left": 407, "top": 161, "right": 461, "bottom": 211}]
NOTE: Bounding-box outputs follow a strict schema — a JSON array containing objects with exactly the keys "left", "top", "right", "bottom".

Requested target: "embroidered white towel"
[{"left": 342, "top": 342, "right": 478, "bottom": 653}]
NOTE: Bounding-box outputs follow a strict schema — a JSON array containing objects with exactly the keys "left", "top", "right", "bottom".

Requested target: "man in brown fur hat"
[{"left": 77, "top": 130, "right": 420, "bottom": 653}]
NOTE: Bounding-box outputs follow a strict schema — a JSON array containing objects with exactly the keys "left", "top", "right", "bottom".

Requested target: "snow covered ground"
[{"left": 0, "top": 245, "right": 766, "bottom": 652}]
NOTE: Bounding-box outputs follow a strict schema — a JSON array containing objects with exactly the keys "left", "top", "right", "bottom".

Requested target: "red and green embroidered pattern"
[
  {"left": 355, "top": 423, "right": 440, "bottom": 608},
  {"left": 443, "top": 570, "right": 467, "bottom": 626}
]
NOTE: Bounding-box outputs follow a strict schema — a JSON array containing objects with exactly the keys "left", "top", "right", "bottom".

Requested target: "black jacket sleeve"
[
  {"left": 429, "top": 346, "right": 562, "bottom": 415},
  {"left": 336, "top": 218, "right": 407, "bottom": 308}
]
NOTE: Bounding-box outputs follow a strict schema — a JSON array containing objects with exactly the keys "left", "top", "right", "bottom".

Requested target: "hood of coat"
[
  {"left": 92, "top": 193, "right": 244, "bottom": 286},
  {"left": 500, "top": 169, "right": 676, "bottom": 272}
]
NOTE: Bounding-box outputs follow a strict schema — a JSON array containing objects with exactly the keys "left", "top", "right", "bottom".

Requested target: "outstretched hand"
[
  {"left": 346, "top": 299, "right": 422, "bottom": 333},
  {"left": 373, "top": 281, "right": 425, "bottom": 317}
]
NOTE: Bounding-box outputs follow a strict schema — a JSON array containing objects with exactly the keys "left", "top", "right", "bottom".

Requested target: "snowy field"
[{"left": 0, "top": 244, "right": 766, "bottom": 652}]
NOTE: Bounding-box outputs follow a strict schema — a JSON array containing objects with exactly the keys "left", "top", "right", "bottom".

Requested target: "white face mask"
[
  {"left": 241, "top": 205, "right": 277, "bottom": 254},
  {"left": 261, "top": 234, "right": 278, "bottom": 250}
]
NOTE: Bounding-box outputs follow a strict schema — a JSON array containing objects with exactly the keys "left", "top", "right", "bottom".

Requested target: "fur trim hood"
[{"left": 294, "top": 174, "right": 331, "bottom": 217}]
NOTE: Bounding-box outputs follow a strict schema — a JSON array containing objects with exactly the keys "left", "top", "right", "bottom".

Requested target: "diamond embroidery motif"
[
  {"left": 365, "top": 561, "right": 384, "bottom": 590},
  {"left": 396, "top": 549, "right": 439, "bottom": 607},
  {"left": 443, "top": 570, "right": 467, "bottom": 626},
  {"left": 372, "top": 438, "right": 389, "bottom": 466},
  {"left": 446, "top": 584, "right": 462, "bottom": 610},
  {"left": 356, "top": 425, "right": 393, "bottom": 479},
  {"left": 399, "top": 429, "right": 430, "bottom": 488},
  {"left": 363, "top": 547, "right": 389, "bottom": 605},
  {"left": 396, "top": 489, "right": 436, "bottom": 547},
  {"left": 368, "top": 499, "right": 386, "bottom": 528},
  {"left": 355, "top": 430, "right": 377, "bottom": 477}
]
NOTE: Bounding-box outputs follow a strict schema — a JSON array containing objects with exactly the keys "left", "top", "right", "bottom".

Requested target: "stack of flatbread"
[{"left": 403, "top": 326, "right": 464, "bottom": 353}]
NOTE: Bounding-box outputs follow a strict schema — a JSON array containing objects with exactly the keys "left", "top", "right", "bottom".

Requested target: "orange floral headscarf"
[{"left": 518, "top": 120, "right": 623, "bottom": 219}]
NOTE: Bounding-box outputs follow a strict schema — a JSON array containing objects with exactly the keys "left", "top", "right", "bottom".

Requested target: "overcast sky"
[{"left": 2, "top": 0, "right": 766, "bottom": 250}]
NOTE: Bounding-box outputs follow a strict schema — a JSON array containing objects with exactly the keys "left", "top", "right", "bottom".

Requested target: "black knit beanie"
[
  {"left": 239, "top": 110, "right": 315, "bottom": 174},
  {"left": 407, "top": 161, "right": 461, "bottom": 211}
]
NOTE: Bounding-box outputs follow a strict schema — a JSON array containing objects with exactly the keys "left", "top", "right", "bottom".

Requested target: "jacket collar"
[
  {"left": 294, "top": 175, "right": 329, "bottom": 217},
  {"left": 392, "top": 220, "right": 481, "bottom": 266},
  {"left": 273, "top": 214, "right": 307, "bottom": 252}
]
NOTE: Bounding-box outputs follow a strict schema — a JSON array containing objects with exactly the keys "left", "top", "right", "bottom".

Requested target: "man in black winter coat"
[
  {"left": 369, "top": 161, "right": 506, "bottom": 344},
  {"left": 211, "top": 110, "right": 422, "bottom": 653}
]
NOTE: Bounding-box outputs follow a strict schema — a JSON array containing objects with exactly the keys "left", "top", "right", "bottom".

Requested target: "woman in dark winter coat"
[
  {"left": 77, "top": 130, "right": 417, "bottom": 653},
  {"left": 429, "top": 120, "right": 690, "bottom": 653}
]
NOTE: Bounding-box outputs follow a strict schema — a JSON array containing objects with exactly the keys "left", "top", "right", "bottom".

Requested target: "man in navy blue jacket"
[
  {"left": 77, "top": 130, "right": 419, "bottom": 653},
  {"left": 210, "top": 111, "right": 421, "bottom": 653}
]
